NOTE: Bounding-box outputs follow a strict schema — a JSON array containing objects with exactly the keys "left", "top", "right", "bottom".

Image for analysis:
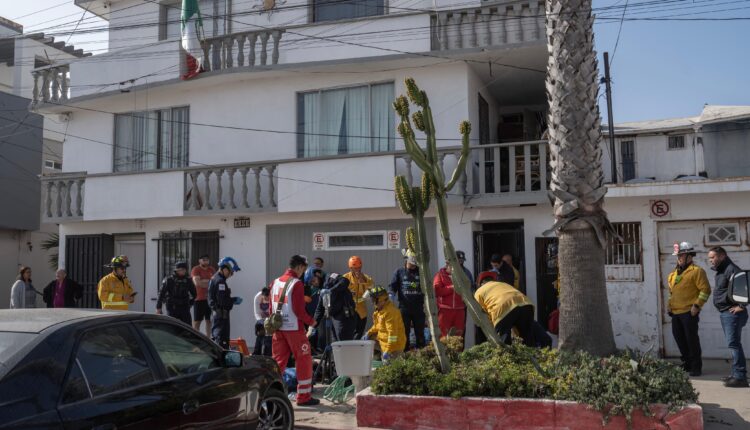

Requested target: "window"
[
  {"left": 605, "top": 222, "right": 642, "bottom": 281},
  {"left": 667, "top": 135, "right": 686, "bottom": 150},
  {"left": 44, "top": 159, "right": 62, "bottom": 170},
  {"left": 313, "top": 0, "right": 385, "bottom": 23},
  {"left": 320, "top": 231, "right": 387, "bottom": 251},
  {"left": 160, "top": 0, "right": 230, "bottom": 41},
  {"left": 114, "top": 107, "right": 189, "bottom": 172},
  {"left": 69, "top": 325, "right": 154, "bottom": 399},
  {"left": 705, "top": 222, "right": 740, "bottom": 246},
  {"left": 139, "top": 323, "right": 220, "bottom": 378},
  {"left": 157, "top": 231, "right": 219, "bottom": 286},
  {"left": 297, "top": 82, "right": 394, "bottom": 158},
  {"left": 619, "top": 140, "right": 635, "bottom": 182}
]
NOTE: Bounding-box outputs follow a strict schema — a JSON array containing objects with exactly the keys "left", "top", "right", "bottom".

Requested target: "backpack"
[{"left": 264, "top": 279, "right": 294, "bottom": 336}]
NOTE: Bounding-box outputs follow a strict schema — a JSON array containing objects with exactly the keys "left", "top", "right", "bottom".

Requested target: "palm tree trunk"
[{"left": 546, "top": 0, "right": 617, "bottom": 356}]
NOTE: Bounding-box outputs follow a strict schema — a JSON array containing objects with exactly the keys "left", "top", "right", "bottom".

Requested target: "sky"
[{"left": 4, "top": 0, "right": 750, "bottom": 123}]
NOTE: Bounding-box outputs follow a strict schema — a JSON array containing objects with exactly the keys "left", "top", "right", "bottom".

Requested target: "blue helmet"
[{"left": 218, "top": 257, "right": 241, "bottom": 273}]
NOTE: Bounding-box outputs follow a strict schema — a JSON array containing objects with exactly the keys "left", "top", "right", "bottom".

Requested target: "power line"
[{"left": 609, "top": 0, "right": 630, "bottom": 67}]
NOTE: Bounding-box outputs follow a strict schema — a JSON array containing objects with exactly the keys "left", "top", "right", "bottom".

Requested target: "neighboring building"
[
  {"left": 32, "top": 1, "right": 749, "bottom": 360},
  {"left": 0, "top": 16, "right": 89, "bottom": 307}
]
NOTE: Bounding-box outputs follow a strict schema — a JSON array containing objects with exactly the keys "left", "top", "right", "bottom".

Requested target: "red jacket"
[
  {"left": 433, "top": 268, "right": 465, "bottom": 310},
  {"left": 274, "top": 269, "right": 315, "bottom": 331}
]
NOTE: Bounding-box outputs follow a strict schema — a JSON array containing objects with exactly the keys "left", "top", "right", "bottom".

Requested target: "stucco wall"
[{"left": 701, "top": 122, "right": 750, "bottom": 178}]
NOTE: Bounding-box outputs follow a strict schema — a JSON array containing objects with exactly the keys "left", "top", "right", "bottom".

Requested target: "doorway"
[
  {"left": 473, "top": 222, "right": 526, "bottom": 293},
  {"left": 535, "top": 237, "right": 558, "bottom": 324},
  {"left": 115, "top": 235, "right": 146, "bottom": 312}
]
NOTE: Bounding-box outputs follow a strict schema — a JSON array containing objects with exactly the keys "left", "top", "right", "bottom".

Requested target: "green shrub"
[{"left": 371, "top": 341, "right": 698, "bottom": 424}]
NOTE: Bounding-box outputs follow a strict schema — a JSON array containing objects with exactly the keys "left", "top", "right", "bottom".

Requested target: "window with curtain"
[
  {"left": 313, "top": 0, "right": 385, "bottom": 22},
  {"left": 297, "top": 82, "right": 394, "bottom": 158},
  {"left": 114, "top": 107, "right": 189, "bottom": 172}
]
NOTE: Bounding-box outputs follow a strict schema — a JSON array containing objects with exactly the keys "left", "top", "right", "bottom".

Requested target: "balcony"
[{"left": 41, "top": 140, "right": 550, "bottom": 222}]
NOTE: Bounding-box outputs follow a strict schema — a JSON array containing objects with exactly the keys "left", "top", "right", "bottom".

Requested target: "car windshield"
[{"left": 0, "top": 331, "right": 37, "bottom": 365}]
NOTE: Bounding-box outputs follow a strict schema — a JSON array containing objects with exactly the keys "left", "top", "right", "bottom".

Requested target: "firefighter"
[
  {"left": 475, "top": 271, "right": 535, "bottom": 346},
  {"left": 344, "top": 256, "right": 373, "bottom": 340},
  {"left": 208, "top": 257, "right": 242, "bottom": 349},
  {"left": 157, "top": 261, "right": 197, "bottom": 326},
  {"left": 97, "top": 256, "right": 134, "bottom": 310},
  {"left": 668, "top": 241, "right": 711, "bottom": 376},
  {"left": 270, "top": 255, "right": 320, "bottom": 406},
  {"left": 364, "top": 285, "right": 406, "bottom": 361}
]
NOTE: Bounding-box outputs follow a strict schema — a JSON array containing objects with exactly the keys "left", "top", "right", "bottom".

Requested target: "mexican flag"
[{"left": 180, "top": 0, "right": 204, "bottom": 80}]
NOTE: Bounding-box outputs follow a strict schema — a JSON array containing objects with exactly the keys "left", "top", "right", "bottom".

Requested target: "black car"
[{"left": 0, "top": 309, "right": 293, "bottom": 429}]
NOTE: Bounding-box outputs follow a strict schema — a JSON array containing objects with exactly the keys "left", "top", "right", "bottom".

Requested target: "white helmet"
[{"left": 672, "top": 242, "right": 696, "bottom": 256}]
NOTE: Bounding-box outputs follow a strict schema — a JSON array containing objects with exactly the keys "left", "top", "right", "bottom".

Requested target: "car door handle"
[{"left": 183, "top": 399, "right": 200, "bottom": 415}]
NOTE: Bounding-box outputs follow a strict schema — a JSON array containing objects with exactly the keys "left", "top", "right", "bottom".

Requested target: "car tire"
[{"left": 257, "top": 388, "right": 294, "bottom": 430}]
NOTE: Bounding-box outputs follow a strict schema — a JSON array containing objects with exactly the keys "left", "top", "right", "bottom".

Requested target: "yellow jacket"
[
  {"left": 98, "top": 272, "right": 134, "bottom": 310},
  {"left": 668, "top": 264, "right": 711, "bottom": 315},
  {"left": 343, "top": 272, "right": 373, "bottom": 319},
  {"left": 474, "top": 281, "right": 532, "bottom": 326},
  {"left": 512, "top": 267, "right": 520, "bottom": 290},
  {"left": 367, "top": 301, "right": 406, "bottom": 354}
]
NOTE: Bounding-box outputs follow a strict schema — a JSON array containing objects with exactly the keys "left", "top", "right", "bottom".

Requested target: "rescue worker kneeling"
[
  {"left": 157, "top": 261, "right": 197, "bottom": 325},
  {"left": 363, "top": 285, "right": 406, "bottom": 361},
  {"left": 475, "top": 271, "right": 535, "bottom": 346}
]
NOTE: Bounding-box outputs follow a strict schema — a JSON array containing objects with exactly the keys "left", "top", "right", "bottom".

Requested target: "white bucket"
[{"left": 331, "top": 340, "right": 375, "bottom": 377}]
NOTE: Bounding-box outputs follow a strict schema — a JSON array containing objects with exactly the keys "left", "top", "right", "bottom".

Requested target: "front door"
[
  {"left": 473, "top": 222, "right": 526, "bottom": 293},
  {"left": 116, "top": 237, "right": 146, "bottom": 312},
  {"left": 65, "top": 234, "right": 114, "bottom": 308}
]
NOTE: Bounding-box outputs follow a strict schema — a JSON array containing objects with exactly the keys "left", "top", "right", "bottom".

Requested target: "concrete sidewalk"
[{"left": 294, "top": 359, "right": 750, "bottom": 429}]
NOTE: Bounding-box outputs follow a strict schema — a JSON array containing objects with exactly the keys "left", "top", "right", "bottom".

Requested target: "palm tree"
[
  {"left": 545, "top": 0, "right": 616, "bottom": 356},
  {"left": 41, "top": 233, "right": 59, "bottom": 271}
]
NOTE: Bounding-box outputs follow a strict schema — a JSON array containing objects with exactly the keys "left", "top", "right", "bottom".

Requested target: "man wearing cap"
[
  {"left": 191, "top": 255, "right": 215, "bottom": 336},
  {"left": 668, "top": 242, "right": 711, "bottom": 376},
  {"left": 490, "top": 253, "right": 515, "bottom": 286},
  {"left": 157, "top": 261, "right": 197, "bottom": 325},
  {"left": 389, "top": 254, "right": 426, "bottom": 349},
  {"left": 456, "top": 250, "right": 474, "bottom": 287}
]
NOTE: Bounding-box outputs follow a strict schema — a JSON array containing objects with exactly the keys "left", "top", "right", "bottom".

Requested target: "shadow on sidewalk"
[{"left": 702, "top": 403, "right": 750, "bottom": 429}]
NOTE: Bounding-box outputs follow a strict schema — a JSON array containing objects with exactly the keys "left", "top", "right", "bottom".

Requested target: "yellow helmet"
[{"left": 367, "top": 285, "right": 389, "bottom": 303}]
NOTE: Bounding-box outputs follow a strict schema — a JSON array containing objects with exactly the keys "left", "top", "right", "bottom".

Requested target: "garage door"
[
  {"left": 658, "top": 219, "right": 750, "bottom": 358},
  {"left": 267, "top": 218, "right": 438, "bottom": 290}
]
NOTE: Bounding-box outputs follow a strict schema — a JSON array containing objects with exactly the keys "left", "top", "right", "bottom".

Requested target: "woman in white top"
[
  {"left": 253, "top": 287, "right": 272, "bottom": 355},
  {"left": 10, "top": 266, "right": 38, "bottom": 309}
]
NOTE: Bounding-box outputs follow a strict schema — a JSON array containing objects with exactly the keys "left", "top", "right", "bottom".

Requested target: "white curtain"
[
  {"left": 318, "top": 88, "right": 347, "bottom": 156},
  {"left": 345, "top": 85, "right": 370, "bottom": 154},
  {"left": 114, "top": 111, "right": 157, "bottom": 172},
  {"left": 302, "top": 92, "right": 321, "bottom": 157},
  {"left": 371, "top": 83, "right": 394, "bottom": 152},
  {"left": 160, "top": 107, "right": 189, "bottom": 169}
]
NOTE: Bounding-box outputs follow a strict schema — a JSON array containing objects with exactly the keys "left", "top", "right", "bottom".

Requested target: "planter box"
[{"left": 356, "top": 388, "right": 702, "bottom": 430}]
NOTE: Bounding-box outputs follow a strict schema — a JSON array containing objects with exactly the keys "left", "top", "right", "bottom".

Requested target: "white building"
[
  {"left": 0, "top": 16, "right": 89, "bottom": 307},
  {"left": 31, "top": 0, "right": 749, "bottom": 359}
]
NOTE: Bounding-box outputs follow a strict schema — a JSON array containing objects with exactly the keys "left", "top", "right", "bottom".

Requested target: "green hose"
[{"left": 323, "top": 376, "right": 355, "bottom": 404}]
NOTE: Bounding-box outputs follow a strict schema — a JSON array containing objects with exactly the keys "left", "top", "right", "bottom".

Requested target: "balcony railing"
[
  {"left": 31, "top": 64, "right": 70, "bottom": 105},
  {"left": 41, "top": 172, "right": 85, "bottom": 222},
  {"left": 201, "top": 29, "right": 284, "bottom": 72},
  {"left": 183, "top": 163, "right": 278, "bottom": 214},
  {"left": 431, "top": 1, "right": 545, "bottom": 50}
]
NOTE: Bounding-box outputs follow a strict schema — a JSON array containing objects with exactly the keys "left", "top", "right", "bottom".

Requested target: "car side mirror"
[
  {"left": 223, "top": 350, "right": 243, "bottom": 368},
  {"left": 731, "top": 270, "right": 750, "bottom": 305}
]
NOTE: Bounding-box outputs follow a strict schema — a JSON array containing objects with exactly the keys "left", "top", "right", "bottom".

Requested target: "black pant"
[
  {"left": 354, "top": 316, "right": 367, "bottom": 340},
  {"left": 167, "top": 306, "right": 192, "bottom": 326},
  {"left": 494, "top": 305, "right": 534, "bottom": 346},
  {"left": 253, "top": 321, "right": 272, "bottom": 356},
  {"left": 212, "top": 316, "right": 231, "bottom": 349},
  {"left": 671, "top": 312, "right": 702, "bottom": 372},
  {"left": 332, "top": 317, "right": 356, "bottom": 342},
  {"left": 401, "top": 307, "right": 426, "bottom": 349}
]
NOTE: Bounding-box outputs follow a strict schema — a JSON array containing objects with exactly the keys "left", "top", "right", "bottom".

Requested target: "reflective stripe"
[
  {"left": 387, "top": 336, "right": 398, "bottom": 342},
  {"left": 297, "top": 379, "right": 312, "bottom": 385},
  {"left": 297, "top": 387, "right": 312, "bottom": 394},
  {"left": 108, "top": 293, "right": 116, "bottom": 302},
  {"left": 102, "top": 301, "right": 129, "bottom": 307},
  {"left": 698, "top": 292, "right": 710, "bottom": 301}
]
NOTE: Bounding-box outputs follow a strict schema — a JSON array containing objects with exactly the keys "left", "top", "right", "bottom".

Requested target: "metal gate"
[
  {"left": 535, "top": 237, "right": 559, "bottom": 324},
  {"left": 155, "top": 231, "right": 220, "bottom": 288},
  {"left": 65, "top": 234, "right": 114, "bottom": 309},
  {"left": 473, "top": 222, "right": 526, "bottom": 292}
]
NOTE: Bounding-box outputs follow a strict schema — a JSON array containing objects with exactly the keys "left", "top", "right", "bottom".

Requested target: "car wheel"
[{"left": 258, "top": 388, "right": 294, "bottom": 430}]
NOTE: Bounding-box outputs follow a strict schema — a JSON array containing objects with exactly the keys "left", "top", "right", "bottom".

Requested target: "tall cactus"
[
  {"left": 395, "top": 172, "right": 450, "bottom": 373},
  {"left": 394, "top": 78, "right": 503, "bottom": 347}
]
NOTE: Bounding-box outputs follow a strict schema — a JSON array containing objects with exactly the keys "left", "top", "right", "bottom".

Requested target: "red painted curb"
[{"left": 356, "top": 388, "right": 703, "bottom": 430}]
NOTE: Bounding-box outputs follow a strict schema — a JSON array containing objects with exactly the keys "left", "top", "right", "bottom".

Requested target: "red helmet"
[
  {"left": 348, "top": 256, "right": 363, "bottom": 269},
  {"left": 477, "top": 271, "right": 498, "bottom": 286}
]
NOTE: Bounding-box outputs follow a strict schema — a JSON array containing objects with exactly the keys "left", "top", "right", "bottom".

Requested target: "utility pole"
[{"left": 602, "top": 52, "right": 617, "bottom": 183}]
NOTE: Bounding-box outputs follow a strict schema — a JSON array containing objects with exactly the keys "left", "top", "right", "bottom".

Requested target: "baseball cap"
[{"left": 456, "top": 250, "right": 466, "bottom": 260}]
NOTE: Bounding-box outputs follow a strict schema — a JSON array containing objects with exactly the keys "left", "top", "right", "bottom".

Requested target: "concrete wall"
[
  {"left": 0, "top": 225, "right": 59, "bottom": 309},
  {"left": 83, "top": 171, "right": 185, "bottom": 221},
  {"left": 602, "top": 132, "right": 700, "bottom": 183},
  {"left": 12, "top": 37, "right": 78, "bottom": 99},
  {"left": 702, "top": 122, "right": 750, "bottom": 178},
  {"left": 0, "top": 63, "right": 13, "bottom": 93}
]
